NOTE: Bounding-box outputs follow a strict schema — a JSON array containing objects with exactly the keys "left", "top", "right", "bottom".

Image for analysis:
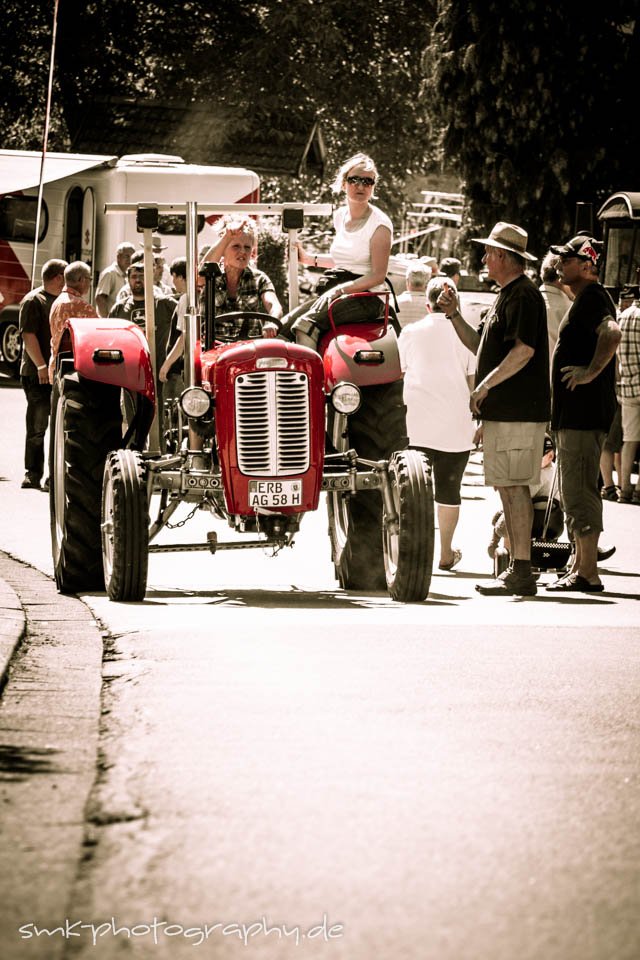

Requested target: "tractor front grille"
[{"left": 235, "top": 371, "right": 310, "bottom": 476}]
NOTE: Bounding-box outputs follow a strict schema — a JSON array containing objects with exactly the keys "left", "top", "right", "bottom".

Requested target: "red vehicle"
[{"left": 49, "top": 201, "right": 435, "bottom": 603}]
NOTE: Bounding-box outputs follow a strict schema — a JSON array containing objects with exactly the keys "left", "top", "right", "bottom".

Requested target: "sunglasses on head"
[{"left": 346, "top": 175, "right": 375, "bottom": 187}]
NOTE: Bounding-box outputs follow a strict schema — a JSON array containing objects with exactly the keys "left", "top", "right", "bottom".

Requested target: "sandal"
[
  {"left": 618, "top": 488, "right": 633, "bottom": 503},
  {"left": 546, "top": 574, "right": 604, "bottom": 593},
  {"left": 600, "top": 485, "right": 619, "bottom": 501},
  {"left": 439, "top": 548, "right": 462, "bottom": 571}
]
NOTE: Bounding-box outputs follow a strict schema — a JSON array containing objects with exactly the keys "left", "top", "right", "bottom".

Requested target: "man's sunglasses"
[{"left": 346, "top": 175, "right": 375, "bottom": 187}]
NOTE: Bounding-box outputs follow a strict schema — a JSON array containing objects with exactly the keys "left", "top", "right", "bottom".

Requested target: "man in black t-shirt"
[
  {"left": 18, "top": 258, "right": 67, "bottom": 489},
  {"left": 109, "top": 262, "right": 177, "bottom": 440},
  {"left": 545, "top": 235, "right": 621, "bottom": 594},
  {"left": 438, "top": 222, "right": 550, "bottom": 597}
]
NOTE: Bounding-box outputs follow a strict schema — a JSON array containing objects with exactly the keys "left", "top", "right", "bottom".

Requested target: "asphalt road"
[{"left": 1, "top": 375, "right": 639, "bottom": 960}]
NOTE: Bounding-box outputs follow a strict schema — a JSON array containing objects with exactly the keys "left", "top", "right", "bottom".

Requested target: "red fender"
[
  {"left": 65, "top": 317, "right": 155, "bottom": 404},
  {"left": 321, "top": 322, "right": 402, "bottom": 390}
]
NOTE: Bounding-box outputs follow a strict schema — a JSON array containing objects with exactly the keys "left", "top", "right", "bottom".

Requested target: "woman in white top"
[{"left": 282, "top": 153, "right": 393, "bottom": 347}]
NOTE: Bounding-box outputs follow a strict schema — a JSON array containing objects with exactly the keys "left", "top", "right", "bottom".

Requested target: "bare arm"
[
  {"left": 296, "top": 242, "right": 335, "bottom": 270},
  {"left": 261, "top": 289, "right": 283, "bottom": 319},
  {"left": 22, "top": 332, "right": 49, "bottom": 384},
  {"left": 437, "top": 285, "right": 481, "bottom": 354},
  {"left": 200, "top": 224, "right": 249, "bottom": 267},
  {"left": 470, "top": 338, "right": 535, "bottom": 415},
  {"left": 158, "top": 333, "right": 184, "bottom": 382},
  {"left": 95, "top": 294, "right": 110, "bottom": 318},
  {"left": 561, "top": 316, "right": 622, "bottom": 390}
]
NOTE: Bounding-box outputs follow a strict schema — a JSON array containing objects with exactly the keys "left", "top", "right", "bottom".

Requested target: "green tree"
[
  {"left": 228, "top": 0, "right": 437, "bottom": 218},
  {"left": 425, "top": 2, "right": 639, "bottom": 261}
]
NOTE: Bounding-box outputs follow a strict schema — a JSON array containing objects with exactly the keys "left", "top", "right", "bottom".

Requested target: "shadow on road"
[
  {"left": 0, "top": 743, "right": 63, "bottom": 781},
  {"left": 103, "top": 586, "right": 463, "bottom": 610}
]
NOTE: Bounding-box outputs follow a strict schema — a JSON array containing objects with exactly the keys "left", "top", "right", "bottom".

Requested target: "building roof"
[{"left": 70, "top": 97, "right": 326, "bottom": 178}]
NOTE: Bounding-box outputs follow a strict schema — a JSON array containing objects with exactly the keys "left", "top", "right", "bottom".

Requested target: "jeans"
[
  {"left": 279, "top": 292, "right": 386, "bottom": 340},
  {"left": 21, "top": 375, "right": 52, "bottom": 481}
]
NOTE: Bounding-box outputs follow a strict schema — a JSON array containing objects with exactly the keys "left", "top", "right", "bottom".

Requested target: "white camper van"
[{"left": 0, "top": 151, "right": 260, "bottom": 375}]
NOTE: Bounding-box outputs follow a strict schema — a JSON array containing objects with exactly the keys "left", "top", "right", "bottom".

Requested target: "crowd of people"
[{"left": 16, "top": 152, "right": 639, "bottom": 600}]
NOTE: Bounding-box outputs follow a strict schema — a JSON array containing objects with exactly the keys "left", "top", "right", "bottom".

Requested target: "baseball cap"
[{"left": 549, "top": 235, "right": 602, "bottom": 265}]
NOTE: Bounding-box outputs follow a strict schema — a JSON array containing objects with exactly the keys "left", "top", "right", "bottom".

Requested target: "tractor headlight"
[
  {"left": 180, "top": 387, "right": 211, "bottom": 419},
  {"left": 330, "top": 382, "right": 361, "bottom": 415}
]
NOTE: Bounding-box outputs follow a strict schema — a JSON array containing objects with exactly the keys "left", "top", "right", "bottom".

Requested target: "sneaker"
[
  {"left": 475, "top": 569, "right": 537, "bottom": 597},
  {"left": 21, "top": 473, "right": 41, "bottom": 490}
]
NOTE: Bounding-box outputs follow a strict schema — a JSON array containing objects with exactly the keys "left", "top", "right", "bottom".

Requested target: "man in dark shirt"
[
  {"left": 18, "top": 258, "right": 67, "bottom": 489},
  {"left": 438, "top": 222, "right": 550, "bottom": 597},
  {"left": 109, "top": 261, "right": 177, "bottom": 439},
  {"left": 545, "top": 235, "right": 621, "bottom": 593}
]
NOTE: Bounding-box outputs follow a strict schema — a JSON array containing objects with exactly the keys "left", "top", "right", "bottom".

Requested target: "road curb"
[{"left": 0, "top": 558, "right": 26, "bottom": 692}]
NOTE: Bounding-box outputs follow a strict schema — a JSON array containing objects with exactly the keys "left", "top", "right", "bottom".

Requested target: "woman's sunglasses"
[{"left": 345, "top": 176, "right": 375, "bottom": 187}]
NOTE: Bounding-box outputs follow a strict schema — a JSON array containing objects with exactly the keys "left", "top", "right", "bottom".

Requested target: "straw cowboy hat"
[
  {"left": 471, "top": 222, "right": 537, "bottom": 261},
  {"left": 138, "top": 233, "right": 168, "bottom": 252}
]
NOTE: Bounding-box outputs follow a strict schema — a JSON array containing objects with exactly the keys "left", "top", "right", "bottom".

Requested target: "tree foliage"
[{"left": 425, "top": 2, "right": 639, "bottom": 261}]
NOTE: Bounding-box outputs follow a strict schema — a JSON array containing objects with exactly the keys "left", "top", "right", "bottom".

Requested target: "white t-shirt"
[
  {"left": 175, "top": 292, "right": 188, "bottom": 332},
  {"left": 330, "top": 204, "right": 393, "bottom": 293},
  {"left": 397, "top": 290, "right": 428, "bottom": 328},
  {"left": 399, "top": 311, "right": 476, "bottom": 452}
]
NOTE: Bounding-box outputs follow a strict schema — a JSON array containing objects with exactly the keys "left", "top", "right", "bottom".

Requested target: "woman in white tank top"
[{"left": 281, "top": 153, "right": 393, "bottom": 347}]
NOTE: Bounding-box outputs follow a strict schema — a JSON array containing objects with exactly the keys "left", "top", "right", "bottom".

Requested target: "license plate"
[{"left": 248, "top": 480, "right": 302, "bottom": 508}]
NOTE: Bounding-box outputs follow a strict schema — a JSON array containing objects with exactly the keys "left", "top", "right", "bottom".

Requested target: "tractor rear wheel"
[
  {"left": 49, "top": 374, "right": 122, "bottom": 593},
  {"left": 383, "top": 449, "right": 434, "bottom": 602},
  {"left": 102, "top": 449, "right": 149, "bottom": 602}
]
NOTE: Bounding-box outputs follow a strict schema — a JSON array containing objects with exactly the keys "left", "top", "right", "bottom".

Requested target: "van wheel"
[
  {"left": 102, "top": 450, "right": 149, "bottom": 602},
  {"left": 0, "top": 318, "right": 21, "bottom": 378},
  {"left": 49, "top": 375, "right": 122, "bottom": 593}
]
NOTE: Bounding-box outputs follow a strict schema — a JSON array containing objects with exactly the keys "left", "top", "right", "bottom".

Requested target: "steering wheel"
[{"left": 214, "top": 311, "right": 283, "bottom": 342}]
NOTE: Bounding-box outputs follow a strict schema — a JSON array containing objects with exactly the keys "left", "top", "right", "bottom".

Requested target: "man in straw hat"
[{"left": 438, "top": 221, "right": 550, "bottom": 597}]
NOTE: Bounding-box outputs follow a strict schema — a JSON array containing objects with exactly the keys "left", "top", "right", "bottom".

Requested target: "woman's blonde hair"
[{"left": 330, "top": 153, "right": 379, "bottom": 196}]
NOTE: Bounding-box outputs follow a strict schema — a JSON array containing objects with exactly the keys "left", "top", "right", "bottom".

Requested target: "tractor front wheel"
[
  {"left": 383, "top": 449, "right": 434, "bottom": 602},
  {"left": 102, "top": 449, "right": 149, "bottom": 602}
]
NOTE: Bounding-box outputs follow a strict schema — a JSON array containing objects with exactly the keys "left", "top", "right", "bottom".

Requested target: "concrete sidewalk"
[
  {"left": 0, "top": 561, "right": 24, "bottom": 692},
  {"left": 0, "top": 552, "right": 105, "bottom": 960}
]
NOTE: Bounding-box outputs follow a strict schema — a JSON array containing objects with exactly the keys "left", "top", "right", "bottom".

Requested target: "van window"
[
  {"left": 0, "top": 196, "right": 48, "bottom": 243},
  {"left": 157, "top": 214, "right": 206, "bottom": 235}
]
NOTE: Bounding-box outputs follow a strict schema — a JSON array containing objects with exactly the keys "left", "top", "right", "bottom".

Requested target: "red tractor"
[{"left": 49, "top": 201, "right": 434, "bottom": 603}]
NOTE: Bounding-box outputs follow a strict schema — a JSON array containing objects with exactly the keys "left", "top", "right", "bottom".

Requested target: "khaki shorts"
[
  {"left": 621, "top": 399, "right": 640, "bottom": 442},
  {"left": 483, "top": 420, "right": 546, "bottom": 487}
]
